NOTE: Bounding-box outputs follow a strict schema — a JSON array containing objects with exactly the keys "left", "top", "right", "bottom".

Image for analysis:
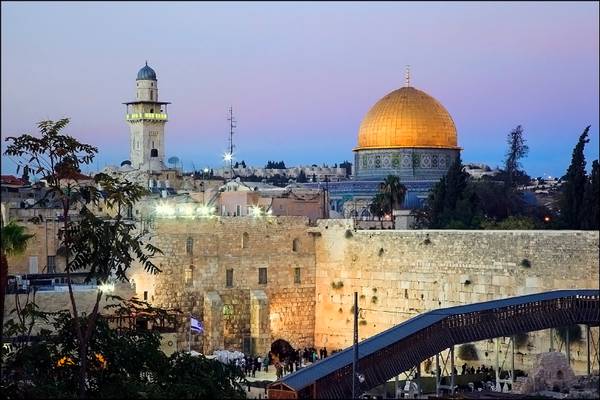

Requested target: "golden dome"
[{"left": 355, "top": 86, "right": 459, "bottom": 151}]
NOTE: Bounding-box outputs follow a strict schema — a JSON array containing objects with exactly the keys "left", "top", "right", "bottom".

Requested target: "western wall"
[
  {"left": 131, "top": 217, "right": 599, "bottom": 374},
  {"left": 313, "top": 220, "right": 599, "bottom": 374}
]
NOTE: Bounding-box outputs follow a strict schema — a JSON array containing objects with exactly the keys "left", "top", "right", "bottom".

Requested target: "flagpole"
[{"left": 188, "top": 314, "right": 192, "bottom": 353}]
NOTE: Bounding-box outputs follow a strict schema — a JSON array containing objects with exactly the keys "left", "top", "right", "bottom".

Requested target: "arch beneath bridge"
[{"left": 268, "top": 289, "right": 599, "bottom": 399}]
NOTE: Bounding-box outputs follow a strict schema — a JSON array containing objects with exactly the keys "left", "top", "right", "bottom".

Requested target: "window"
[
  {"left": 292, "top": 238, "right": 300, "bottom": 252},
  {"left": 47, "top": 255, "right": 56, "bottom": 274},
  {"left": 185, "top": 265, "right": 194, "bottom": 285},
  {"left": 143, "top": 291, "right": 148, "bottom": 301},
  {"left": 29, "top": 256, "right": 38, "bottom": 274},
  {"left": 294, "top": 267, "right": 301, "bottom": 284},
  {"left": 226, "top": 269, "right": 233, "bottom": 287},
  {"left": 150, "top": 90, "right": 153, "bottom": 100},
  {"left": 236, "top": 204, "right": 241, "bottom": 216},
  {"left": 242, "top": 232, "right": 249, "bottom": 249},
  {"left": 186, "top": 237, "right": 193, "bottom": 255},
  {"left": 258, "top": 267, "right": 267, "bottom": 284}
]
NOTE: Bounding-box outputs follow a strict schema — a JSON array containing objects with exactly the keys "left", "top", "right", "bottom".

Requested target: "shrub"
[
  {"left": 520, "top": 258, "right": 531, "bottom": 268},
  {"left": 359, "top": 320, "right": 367, "bottom": 326},
  {"left": 458, "top": 343, "right": 479, "bottom": 361},
  {"left": 464, "top": 280, "right": 471, "bottom": 285},
  {"left": 331, "top": 281, "right": 344, "bottom": 289},
  {"left": 514, "top": 333, "right": 529, "bottom": 348},
  {"left": 372, "top": 288, "right": 378, "bottom": 293},
  {"left": 557, "top": 325, "right": 582, "bottom": 343},
  {"left": 338, "top": 307, "right": 343, "bottom": 313},
  {"left": 345, "top": 229, "right": 353, "bottom": 238},
  {"left": 371, "top": 296, "right": 378, "bottom": 304},
  {"left": 378, "top": 248, "right": 385, "bottom": 256}
]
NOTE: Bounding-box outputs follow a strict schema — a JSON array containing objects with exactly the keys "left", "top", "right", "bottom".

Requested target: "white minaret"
[{"left": 124, "top": 62, "right": 170, "bottom": 170}]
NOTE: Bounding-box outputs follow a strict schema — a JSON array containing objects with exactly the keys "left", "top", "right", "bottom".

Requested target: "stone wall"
[
  {"left": 130, "top": 216, "right": 317, "bottom": 356},
  {"left": 3, "top": 284, "right": 135, "bottom": 334},
  {"left": 6, "top": 221, "right": 64, "bottom": 275},
  {"left": 313, "top": 220, "right": 599, "bottom": 374}
]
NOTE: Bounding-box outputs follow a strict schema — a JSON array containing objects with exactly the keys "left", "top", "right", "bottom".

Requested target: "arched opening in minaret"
[{"left": 150, "top": 149, "right": 158, "bottom": 158}]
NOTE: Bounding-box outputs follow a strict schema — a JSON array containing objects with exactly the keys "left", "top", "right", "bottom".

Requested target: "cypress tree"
[
  {"left": 560, "top": 126, "right": 590, "bottom": 229},
  {"left": 581, "top": 159, "right": 599, "bottom": 230}
]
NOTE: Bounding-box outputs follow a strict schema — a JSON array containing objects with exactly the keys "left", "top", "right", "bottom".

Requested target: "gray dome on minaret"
[{"left": 136, "top": 62, "right": 157, "bottom": 81}]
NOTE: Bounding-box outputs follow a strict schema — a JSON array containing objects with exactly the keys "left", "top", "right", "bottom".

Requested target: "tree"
[
  {"left": 503, "top": 125, "right": 529, "bottom": 189},
  {"left": 0, "top": 221, "right": 35, "bottom": 364},
  {"left": 418, "top": 154, "right": 483, "bottom": 229},
  {"left": 369, "top": 193, "right": 389, "bottom": 228},
  {"left": 559, "top": 126, "right": 590, "bottom": 229},
  {"left": 581, "top": 159, "right": 599, "bottom": 230},
  {"left": 340, "top": 161, "right": 352, "bottom": 177},
  {"left": 297, "top": 170, "right": 307, "bottom": 183},
  {"left": 240, "top": 160, "right": 246, "bottom": 168},
  {"left": 372, "top": 175, "right": 407, "bottom": 226},
  {"left": 4, "top": 119, "right": 162, "bottom": 397},
  {"left": 1, "top": 297, "right": 247, "bottom": 398}
]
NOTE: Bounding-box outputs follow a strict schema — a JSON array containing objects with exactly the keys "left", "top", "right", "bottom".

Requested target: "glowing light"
[
  {"left": 203, "top": 168, "right": 209, "bottom": 173},
  {"left": 155, "top": 201, "right": 175, "bottom": 217},
  {"left": 177, "top": 203, "right": 195, "bottom": 217},
  {"left": 544, "top": 216, "right": 551, "bottom": 222},
  {"left": 196, "top": 204, "right": 215, "bottom": 217},
  {"left": 98, "top": 282, "right": 115, "bottom": 293},
  {"left": 223, "top": 152, "right": 233, "bottom": 162},
  {"left": 250, "top": 205, "right": 264, "bottom": 218}
]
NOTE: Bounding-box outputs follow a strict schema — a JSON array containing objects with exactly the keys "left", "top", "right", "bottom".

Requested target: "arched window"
[
  {"left": 186, "top": 236, "right": 193, "bottom": 255},
  {"left": 292, "top": 238, "right": 300, "bottom": 252},
  {"left": 150, "top": 90, "right": 153, "bottom": 100},
  {"left": 150, "top": 149, "right": 158, "bottom": 157},
  {"left": 242, "top": 232, "right": 249, "bottom": 249}
]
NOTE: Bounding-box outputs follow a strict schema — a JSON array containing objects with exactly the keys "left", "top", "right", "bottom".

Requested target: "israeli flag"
[{"left": 190, "top": 316, "right": 204, "bottom": 334}]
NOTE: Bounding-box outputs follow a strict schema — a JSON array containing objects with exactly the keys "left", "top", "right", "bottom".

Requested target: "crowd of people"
[{"left": 220, "top": 344, "right": 346, "bottom": 381}]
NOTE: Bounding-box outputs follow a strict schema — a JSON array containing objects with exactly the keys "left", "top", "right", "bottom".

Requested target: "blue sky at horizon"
[{"left": 1, "top": 1, "right": 599, "bottom": 178}]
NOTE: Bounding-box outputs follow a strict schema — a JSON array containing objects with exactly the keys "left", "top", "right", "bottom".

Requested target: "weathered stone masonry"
[
  {"left": 130, "top": 217, "right": 317, "bottom": 356},
  {"left": 130, "top": 217, "right": 599, "bottom": 373}
]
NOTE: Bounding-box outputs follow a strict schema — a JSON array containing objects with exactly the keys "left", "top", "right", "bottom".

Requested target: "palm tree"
[
  {"left": 1, "top": 221, "right": 35, "bottom": 347},
  {"left": 379, "top": 175, "right": 407, "bottom": 225}
]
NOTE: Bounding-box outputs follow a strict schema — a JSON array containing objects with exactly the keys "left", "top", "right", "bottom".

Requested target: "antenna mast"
[{"left": 227, "top": 106, "right": 236, "bottom": 172}]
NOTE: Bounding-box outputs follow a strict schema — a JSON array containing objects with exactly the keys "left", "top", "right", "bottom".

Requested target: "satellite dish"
[
  {"left": 168, "top": 156, "right": 179, "bottom": 165},
  {"left": 120, "top": 160, "right": 132, "bottom": 167}
]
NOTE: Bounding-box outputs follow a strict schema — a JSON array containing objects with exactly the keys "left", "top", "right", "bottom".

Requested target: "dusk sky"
[{"left": 2, "top": 1, "right": 598, "bottom": 178}]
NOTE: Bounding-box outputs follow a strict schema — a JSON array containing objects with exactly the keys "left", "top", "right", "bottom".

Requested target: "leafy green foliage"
[
  {"left": 458, "top": 343, "right": 479, "bottom": 361},
  {"left": 265, "top": 160, "right": 286, "bottom": 169},
  {"left": 581, "top": 160, "right": 599, "bottom": 230},
  {"left": 3, "top": 119, "right": 163, "bottom": 396},
  {"left": 1, "top": 298, "right": 246, "bottom": 399},
  {"left": 503, "top": 125, "right": 529, "bottom": 188},
  {"left": 559, "top": 126, "right": 590, "bottom": 229},
  {"left": 296, "top": 170, "right": 308, "bottom": 183},
  {"left": 557, "top": 325, "right": 582, "bottom": 344}
]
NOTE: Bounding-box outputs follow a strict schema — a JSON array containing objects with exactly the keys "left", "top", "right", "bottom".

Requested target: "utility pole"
[
  {"left": 352, "top": 291, "right": 358, "bottom": 399},
  {"left": 227, "top": 106, "right": 236, "bottom": 174}
]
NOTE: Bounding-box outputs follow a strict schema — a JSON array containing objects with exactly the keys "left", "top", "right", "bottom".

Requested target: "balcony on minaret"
[{"left": 126, "top": 112, "right": 168, "bottom": 121}]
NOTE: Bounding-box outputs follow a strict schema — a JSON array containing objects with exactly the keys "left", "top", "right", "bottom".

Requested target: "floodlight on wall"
[
  {"left": 98, "top": 282, "right": 115, "bottom": 293},
  {"left": 155, "top": 201, "right": 175, "bottom": 217}
]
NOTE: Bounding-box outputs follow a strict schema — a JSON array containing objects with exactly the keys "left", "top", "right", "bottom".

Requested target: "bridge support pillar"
[
  {"left": 566, "top": 327, "right": 571, "bottom": 366},
  {"left": 435, "top": 353, "right": 440, "bottom": 397},
  {"left": 450, "top": 345, "right": 455, "bottom": 395},
  {"left": 587, "top": 325, "right": 591, "bottom": 377},
  {"left": 550, "top": 328, "right": 554, "bottom": 351}
]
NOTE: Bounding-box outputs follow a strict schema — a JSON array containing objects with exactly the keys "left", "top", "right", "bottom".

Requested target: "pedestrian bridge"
[{"left": 267, "top": 289, "right": 599, "bottom": 399}]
